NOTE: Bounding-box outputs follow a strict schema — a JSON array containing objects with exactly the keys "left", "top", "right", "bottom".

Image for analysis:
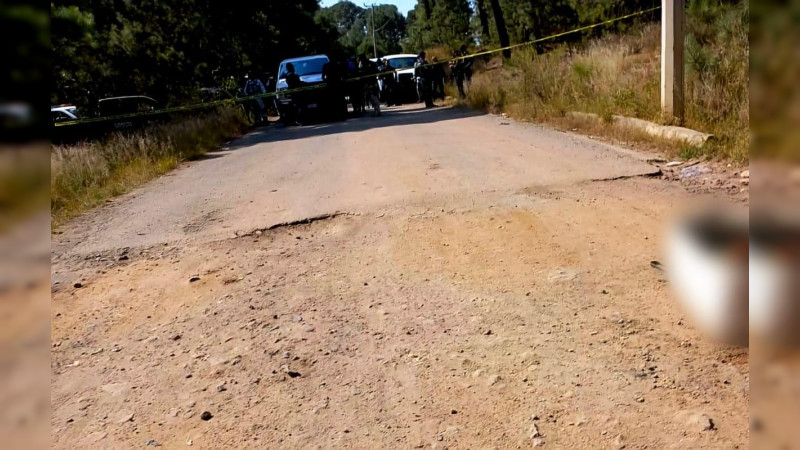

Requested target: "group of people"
[
  {"left": 276, "top": 46, "right": 475, "bottom": 124},
  {"left": 345, "top": 56, "right": 386, "bottom": 117},
  {"left": 412, "top": 46, "right": 473, "bottom": 108},
  {"left": 339, "top": 47, "right": 474, "bottom": 113}
]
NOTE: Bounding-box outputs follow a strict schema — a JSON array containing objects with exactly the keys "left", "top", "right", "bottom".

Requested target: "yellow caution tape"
[
  {"left": 54, "top": 6, "right": 660, "bottom": 128},
  {"left": 444, "top": 6, "right": 661, "bottom": 62}
]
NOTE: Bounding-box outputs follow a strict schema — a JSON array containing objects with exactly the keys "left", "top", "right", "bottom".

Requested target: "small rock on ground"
[
  {"left": 689, "top": 413, "right": 715, "bottom": 432},
  {"left": 115, "top": 411, "right": 134, "bottom": 424}
]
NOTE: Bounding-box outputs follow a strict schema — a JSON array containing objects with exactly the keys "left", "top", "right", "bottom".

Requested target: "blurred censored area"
[
  {"left": 745, "top": 1, "right": 798, "bottom": 447},
  {"left": 0, "top": 1, "right": 50, "bottom": 449}
]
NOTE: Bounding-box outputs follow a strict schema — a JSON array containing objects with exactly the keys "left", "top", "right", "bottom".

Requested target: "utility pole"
[
  {"left": 369, "top": 4, "right": 377, "bottom": 60},
  {"left": 365, "top": 3, "right": 392, "bottom": 59},
  {"left": 661, "top": 0, "right": 685, "bottom": 123}
]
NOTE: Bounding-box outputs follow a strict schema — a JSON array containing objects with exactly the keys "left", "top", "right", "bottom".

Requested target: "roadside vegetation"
[
  {"left": 50, "top": 108, "right": 249, "bottom": 228},
  {"left": 461, "top": 1, "right": 749, "bottom": 162}
]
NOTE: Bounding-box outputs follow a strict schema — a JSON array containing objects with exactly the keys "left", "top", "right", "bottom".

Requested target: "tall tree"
[
  {"left": 405, "top": 0, "right": 471, "bottom": 51},
  {"left": 422, "top": 0, "right": 433, "bottom": 19},
  {"left": 362, "top": 5, "right": 407, "bottom": 57},
  {"left": 52, "top": 0, "right": 331, "bottom": 108},
  {"left": 526, "top": 0, "right": 578, "bottom": 43},
  {"left": 475, "top": 0, "right": 491, "bottom": 41},
  {"left": 316, "top": 2, "right": 407, "bottom": 58},
  {"left": 489, "top": 0, "right": 510, "bottom": 57},
  {"left": 315, "top": 1, "right": 368, "bottom": 56}
]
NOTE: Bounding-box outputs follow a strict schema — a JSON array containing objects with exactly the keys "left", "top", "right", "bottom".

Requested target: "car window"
[
  {"left": 388, "top": 57, "right": 416, "bottom": 69},
  {"left": 292, "top": 57, "right": 328, "bottom": 76},
  {"left": 137, "top": 100, "right": 155, "bottom": 112},
  {"left": 52, "top": 111, "right": 71, "bottom": 122}
]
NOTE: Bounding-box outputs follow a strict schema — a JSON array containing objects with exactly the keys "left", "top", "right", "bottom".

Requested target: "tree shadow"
[{"left": 220, "top": 105, "right": 486, "bottom": 151}]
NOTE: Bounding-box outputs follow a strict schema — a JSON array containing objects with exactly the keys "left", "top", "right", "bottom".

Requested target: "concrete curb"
[{"left": 566, "top": 111, "right": 713, "bottom": 147}]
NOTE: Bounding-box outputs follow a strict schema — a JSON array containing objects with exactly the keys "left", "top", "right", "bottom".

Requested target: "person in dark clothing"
[
  {"left": 281, "top": 62, "right": 306, "bottom": 125},
  {"left": 452, "top": 45, "right": 473, "bottom": 99},
  {"left": 378, "top": 59, "right": 398, "bottom": 106},
  {"left": 284, "top": 63, "right": 304, "bottom": 89},
  {"left": 431, "top": 57, "right": 446, "bottom": 101},
  {"left": 358, "top": 55, "right": 381, "bottom": 117},
  {"left": 346, "top": 58, "right": 364, "bottom": 115},
  {"left": 322, "top": 60, "right": 348, "bottom": 120},
  {"left": 242, "top": 77, "right": 267, "bottom": 124},
  {"left": 414, "top": 51, "right": 435, "bottom": 108}
]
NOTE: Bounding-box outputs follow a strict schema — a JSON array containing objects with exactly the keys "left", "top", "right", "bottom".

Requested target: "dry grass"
[
  {"left": 51, "top": 108, "right": 249, "bottom": 228},
  {"left": 463, "top": 19, "right": 749, "bottom": 163}
]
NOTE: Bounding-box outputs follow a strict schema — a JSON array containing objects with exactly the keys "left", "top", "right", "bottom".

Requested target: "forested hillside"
[
  {"left": 51, "top": 0, "right": 665, "bottom": 109},
  {"left": 52, "top": 0, "right": 332, "bottom": 107}
]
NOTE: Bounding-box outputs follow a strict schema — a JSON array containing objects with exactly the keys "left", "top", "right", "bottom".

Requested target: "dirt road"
[{"left": 51, "top": 105, "right": 748, "bottom": 448}]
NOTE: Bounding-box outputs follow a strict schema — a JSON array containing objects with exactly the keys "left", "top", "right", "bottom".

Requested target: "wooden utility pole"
[
  {"left": 661, "top": 0, "right": 685, "bottom": 123},
  {"left": 370, "top": 4, "right": 377, "bottom": 60}
]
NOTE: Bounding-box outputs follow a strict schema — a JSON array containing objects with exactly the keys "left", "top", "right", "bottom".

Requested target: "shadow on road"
[{"left": 220, "top": 105, "right": 486, "bottom": 151}]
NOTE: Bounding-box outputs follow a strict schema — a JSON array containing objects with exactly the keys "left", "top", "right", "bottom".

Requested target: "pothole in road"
[
  {"left": 236, "top": 211, "right": 356, "bottom": 238},
  {"left": 589, "top": 168, "right": 663, "bottom": 182}
]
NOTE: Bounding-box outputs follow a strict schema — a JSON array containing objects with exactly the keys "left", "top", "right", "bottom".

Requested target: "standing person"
[
  {"left": 462, "top": 45, "right": 473, "bottom": 85},
  {"left": 283, "top": 63, "right": 305, "bottom": 125},
  {"left": 452, "top": 45, "right": 474, "bottom": 99},
  {"left": 346, "top": 58, "right": 363, "bottom": 115},
  {"left": 284, "top": 63, "right": 303, "bottom": 89},
  {"left": 381, "top": 58, "right": 397, "bottom": 106},
  {"left": 243, "top": 77, "right": 267, "bottom": 124},
  {"left": 358, "top": 55, "right": 381, "bottom": 117},
  {"left": 322, "top": 60, "right": 347, "bottom": 121},
  {"left": 414, "top": 51, "right": 434, "bottom": 108},
  {"left": 431, "top": 57, "right": 446, "bottom": 101}
]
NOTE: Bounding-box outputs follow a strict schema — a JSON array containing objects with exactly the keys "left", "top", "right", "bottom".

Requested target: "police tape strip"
[
  {"left": 54, "top": 6, "right": 660, "bottom": 128},
  {"left": 442, "top": 6, "right": 661, "bottom": 63}
]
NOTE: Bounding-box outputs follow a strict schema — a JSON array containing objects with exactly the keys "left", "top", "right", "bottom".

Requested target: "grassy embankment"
[
  {"left": 51, "top": 108, "right": 249, "bottom": 228},
  {"left": 461, "top": 4, "right": 748, "bottom": 162}
]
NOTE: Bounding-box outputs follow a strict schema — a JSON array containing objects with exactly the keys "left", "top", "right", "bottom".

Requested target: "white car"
[{"left": 51, "top": 105, "right": 79, "bottom": 123}]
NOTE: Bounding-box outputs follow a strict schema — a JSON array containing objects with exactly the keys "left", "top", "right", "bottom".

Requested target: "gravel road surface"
[{"left": 51, "top": 105, "right": 747, "bottom": 448}]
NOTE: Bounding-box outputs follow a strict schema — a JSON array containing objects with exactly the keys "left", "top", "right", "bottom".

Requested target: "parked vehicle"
[
  {"left": 274, "top": 55, "right": 330, "bottom": 124},
  {"left": 98, "top": 96, "right": 157, "bottom": 116},
  {"left": 378, "top": 54, "right": 419, "bottom": 103},
  {"left": 51, "top": 104, "right": 79, "bottom": 123},
  {"left": 97, "top": 96, "right": 159, "bottom": 130}
]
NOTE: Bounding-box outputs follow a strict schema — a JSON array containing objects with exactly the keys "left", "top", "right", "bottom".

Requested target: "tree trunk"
[
  {"left": 422, "top": 0, "right": 432, "bottom": 19},
  {"left": 528, "top": 0, "right": 541, "bottom": 40},
  {"left": 488, "top": 0, "right": 510, "bottom": 58},
  {"left": 476, "top": 0, "right": 491, "bottom": 42}
]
